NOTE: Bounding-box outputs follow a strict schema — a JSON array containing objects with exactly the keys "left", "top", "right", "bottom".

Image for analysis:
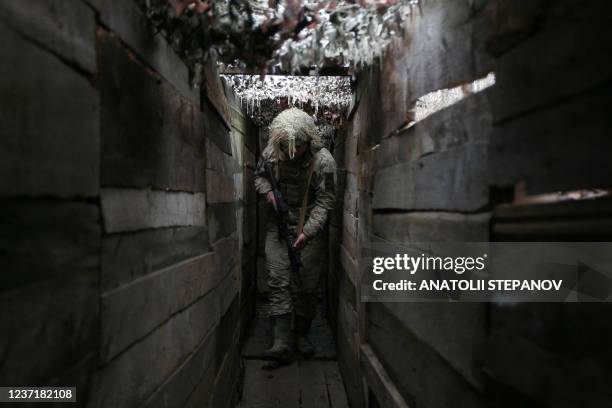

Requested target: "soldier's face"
[{"left": 294, "top": 144, "right": 309, "bottom": 157}]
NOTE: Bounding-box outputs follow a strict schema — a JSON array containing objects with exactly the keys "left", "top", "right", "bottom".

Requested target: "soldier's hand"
[
  {"left": 293, "top": 233, "right": 307, "bottom": 250},
  {"left": 266, "top": 191, "right": 278, "bottom": 210}
]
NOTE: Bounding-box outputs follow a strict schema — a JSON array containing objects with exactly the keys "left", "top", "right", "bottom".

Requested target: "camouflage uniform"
[{"left": 254, "top": 108, "right": 337, "bottom": 320}]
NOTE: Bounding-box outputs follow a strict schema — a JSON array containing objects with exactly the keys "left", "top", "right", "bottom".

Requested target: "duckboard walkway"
[{"left": 238, "top": 300, "right": 349, "bottom": 408}]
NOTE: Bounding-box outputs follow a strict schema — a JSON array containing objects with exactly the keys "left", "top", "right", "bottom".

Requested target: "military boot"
[
  {"left": 262, "top": 313, "right": 293, "bottom": 362},
  {"left": 295, "top": 314, "right": 314, "bottom": 357}
]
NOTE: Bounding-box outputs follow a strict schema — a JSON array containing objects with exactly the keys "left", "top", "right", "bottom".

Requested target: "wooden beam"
[
  {"left": 360, "top": 344, "right": 411, "bottom": 408},
  {"left": 101, "top": 226, "right": 209, "bottom": 292},
  {"left": 372, "top": 144, "right": 488, "bottom": 212},
  {"left": 100, "top": 188, "right": 206, "bottom": 233}
]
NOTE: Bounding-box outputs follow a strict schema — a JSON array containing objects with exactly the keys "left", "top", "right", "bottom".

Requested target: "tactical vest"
[{"left": 276, "top": 153, "right": 316, "bottom": 226}]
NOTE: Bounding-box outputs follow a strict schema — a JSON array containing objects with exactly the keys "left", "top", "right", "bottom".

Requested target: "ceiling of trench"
[{"left": 140, "top": 0, "right": 421, "bottom": 129}]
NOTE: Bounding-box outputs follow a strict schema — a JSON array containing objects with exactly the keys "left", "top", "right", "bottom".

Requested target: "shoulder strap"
[{"left": 297, "top": 155, "right": 317, "bottom": 235}]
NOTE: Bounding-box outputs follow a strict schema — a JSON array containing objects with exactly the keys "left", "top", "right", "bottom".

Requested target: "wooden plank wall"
[
  {"left": 329, "top": 107, "right": 366, "bottom": 408},
  {"left": 331, "top": 0, "right": 612, "bottom": 407},
  {"left": 485, "top": 1, "right": 612, "bottom": 407},
  {"left": 0, "top": 1, "right": 258, "bottom": 407},
  {"left": 227, "top": 90, "right": 259, "bottom": 340},
  {"left": 0, "top": 1, "right": 100, "bottom": 403}
]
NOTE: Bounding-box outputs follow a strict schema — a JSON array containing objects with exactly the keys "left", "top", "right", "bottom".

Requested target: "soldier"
[{"left": 254, "top": 108, "right": 336, "bottom": 367}]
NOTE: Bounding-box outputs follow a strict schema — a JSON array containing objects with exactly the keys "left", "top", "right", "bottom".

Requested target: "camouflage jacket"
[{"left": 254, "top": 145, "right": 336, "bottom": 239}]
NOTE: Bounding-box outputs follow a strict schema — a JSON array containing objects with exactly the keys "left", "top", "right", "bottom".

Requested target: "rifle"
[{"left": 264, "top": 162, "right": 303, "bottom": 282}]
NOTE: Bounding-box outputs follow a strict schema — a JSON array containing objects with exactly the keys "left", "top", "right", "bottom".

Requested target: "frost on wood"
[
  {"left": 410, "top": 72, "right": 496, "bottom": 126},
  {"left": 138, "top": 0, "right": 420, "bottom": 77},
  {"left": 268, "top": 0, "right": 420, "bottom": 73},
  {"left": 222, "top": 74, "right": 351, "bottom": 147},
  {"left": 222, "top": 74, "right": 352, "bottom": 125}
]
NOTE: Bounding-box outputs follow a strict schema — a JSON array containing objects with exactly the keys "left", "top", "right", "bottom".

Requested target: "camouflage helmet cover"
[{"left": 268, "top": 108, "right": 322, "bottom": 160}]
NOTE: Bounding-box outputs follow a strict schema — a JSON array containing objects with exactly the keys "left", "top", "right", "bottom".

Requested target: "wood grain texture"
[
  {"left": 94, "top": 273, "right": 238, "bottom": 407},
  {"left": 206, "top": 170, "right": 237, "bottom": 204},
  {"left": 372, "top": 0, "right": 490, "bottom": 139},
  {"left": 206, "top": 138, "right": 238, "bottom": 175},
  {"left": 94, "top": 289, "right": 218, "bottom": 407},
  {"left": 142, "top": 250, "right": 240, "bottom": 407},
  {"left": 98, "top": 30, "right": 206, "bottom": 192},
  {"left": 335, "top": 297, "right": 362, "bottom": 408},
  {"left": 204, "top": 61, "right": 231, "bottom": 129},
  {"left": 489, "top": 83, "right": 612, "bottom": 194},
  {"left": 143, "top": 323, "right": 217, "bottom": 408},
  {"left": 484, "top": 0, "right": 548, "bottom": 56},
  {"left": 493, "top": 199, "right": 612, "bottom": 239},
  {"left": 489, "top": 0, "right": 612, "bottom": 122},
  {"left": 0, "top": 22, "right": 99, "bottom": 198},
  {"left": 101, "top": 252, "right": 221, "bottom": 361},
  {"left": 373, "top": 144, "right": 488, "bottom": 211},
  {"left": 375, "top": 93, "right": 492, "bottom": 171},
  {"left": 204, "top": 99, "right": 233, "bottom": 155},
  {"left": 230, "top": 104, "right": 257, "bottom": 146},
  {"left": 379, "top": 302, "right": 486, "bottom": 390},
  {"left": 205, "top": 302, "right": 242, "bottom": 408},
  {"left": 0, "top": 277, "right": 99, "bottom": 386},
  {"left": 367, "top": 302, "right": 485, "bottom": 408},
  {"left": 101, "top": 226, "right": 209, "bottom": 292},
  {"left": 0, "top": 200, "right": 100, "bottom": 290},
  {"left": 360, "top": 344, "right": 410, "bottom": 408},
  {"left": 101, "top": 188, "right": 206, "bottom": 233},
  {"left": 0, "top": 205, "right": 99, "bottom": 388},
  {"left": 485, "top": 303, "right": 612, "bottom": 407},
  {"left": 342, "top": 215, "right": 358, "bottom": 258},
  {"left": 98, "top": 0, "right": 198, "bottom": 104},
  {"left": 0, "top": 0, "right": 96, "bottom": 73},
  {"left": 239, "top": 359, "right": 348, "bottom": 408},
  {"left": 494, "top": 198, "right": 612, "bottom": 221},
  {"left": 243, "top": 167, "right": 257, "bottom": 206},
  {"left": 339, "top": 244, "right": 358, "bottom": 289},
  {"left": 373, "top": 212, "right": 490, "bottom": 242},
  {"left": 208, "top": 202, "right": 237, "bottom": 242}
]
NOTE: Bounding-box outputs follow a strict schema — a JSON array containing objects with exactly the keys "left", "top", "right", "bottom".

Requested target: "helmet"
[{"left": 268, "top": 108, "right": 321, "bottom": 160}]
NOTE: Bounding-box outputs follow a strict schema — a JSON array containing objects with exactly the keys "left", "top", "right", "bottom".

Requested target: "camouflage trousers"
[{"left": 265, "top": 226, "right": 323, "bottom": 318}]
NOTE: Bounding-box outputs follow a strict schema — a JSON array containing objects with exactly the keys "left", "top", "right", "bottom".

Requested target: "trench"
[
  {"left": 223, "top": 77, "right": 353, "bottom": 406},
  {"left": 2, "top": 2, "right": 612, "bottom": 408}
]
